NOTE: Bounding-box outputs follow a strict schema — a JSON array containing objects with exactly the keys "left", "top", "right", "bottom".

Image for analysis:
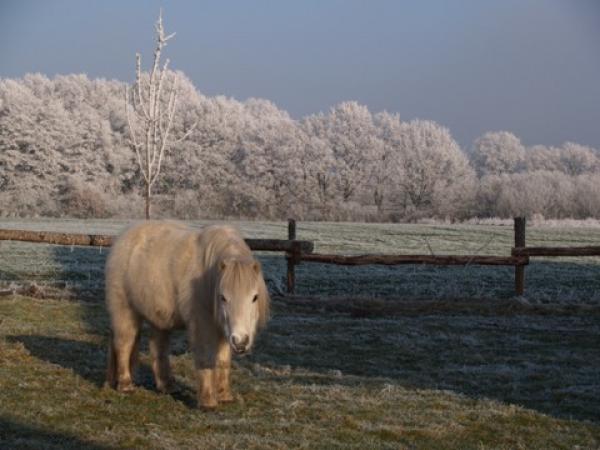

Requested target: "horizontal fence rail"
[
  {"left": 300, "top": 253, "right": 529, "bottom": 266},
  {"left": 512, "top": 246, "right": 600, "bottom": 257},
  {"left": 0, "top": 228, "right": 314, "bottom": 254},
  {"left": 0, "top": 229, "right": 114, "bottom": 247},
  {"left": 247, "top": 239, "right": 313, "bottom": 254}
]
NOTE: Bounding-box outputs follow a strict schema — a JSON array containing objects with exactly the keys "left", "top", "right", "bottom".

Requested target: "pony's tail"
[{"left": 106, "top": 331, "right": 118, "bottom": 389}]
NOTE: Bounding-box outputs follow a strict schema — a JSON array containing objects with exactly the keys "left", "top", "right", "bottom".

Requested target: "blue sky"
[{"left": 1, "top": 0, "right": 599, "bottom": 148}]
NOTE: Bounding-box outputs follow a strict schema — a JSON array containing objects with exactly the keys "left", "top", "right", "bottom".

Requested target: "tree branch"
[
  {"left": 125, "top": 86, "right": 148, "bottom": 183},
  {"left": 135, "top": 53, "right": 150, "bottom": 121}
]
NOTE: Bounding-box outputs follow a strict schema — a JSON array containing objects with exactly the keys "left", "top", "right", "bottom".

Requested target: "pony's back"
[{"left": 105, "top": 221, "right": 195, "bottom": 329}]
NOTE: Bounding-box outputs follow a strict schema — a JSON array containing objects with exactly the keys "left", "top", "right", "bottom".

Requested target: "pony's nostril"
[
  {"left": 232, "top": 334, "right": 249, "bottom": 346},
  {"left": 231, "top": 334, "right": 250, "bottom": 353}
]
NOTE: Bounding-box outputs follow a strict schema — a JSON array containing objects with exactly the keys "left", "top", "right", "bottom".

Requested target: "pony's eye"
[
  {"left": 252, "top": 294, "right": 258, "bottom": 303},
  {"left": 220, "top": 295, "right": 227, "bottom": 303}
]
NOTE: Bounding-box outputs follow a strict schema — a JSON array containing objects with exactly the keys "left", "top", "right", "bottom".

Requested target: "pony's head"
[{"left": 215, "top": 256, "right": 270, "bottom": 354}]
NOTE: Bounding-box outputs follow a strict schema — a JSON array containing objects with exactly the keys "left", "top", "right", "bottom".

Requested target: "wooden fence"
[
  {"left": 1, "top": 218, "right": 599, "bottom": 296},
  {"left": 284, "top": 217, "right": 529, "bottom": 294},
  {"left": 285, "top": 217, "right": 600, "bottom": 295}
]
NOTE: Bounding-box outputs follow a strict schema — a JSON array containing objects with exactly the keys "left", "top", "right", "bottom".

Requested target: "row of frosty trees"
[{"left": 1, "top": 71, "right": 600, "bottom": 221}]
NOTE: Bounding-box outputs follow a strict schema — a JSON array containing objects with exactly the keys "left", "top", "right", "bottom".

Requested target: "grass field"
[{"left": 0, "top": 219, "right": 599, "bottom": 448}]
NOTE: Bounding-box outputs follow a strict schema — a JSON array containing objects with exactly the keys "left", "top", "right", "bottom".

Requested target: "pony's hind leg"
[
  {"left": 112, "top": 309, "right": 141, "bottom": 393},
  {"left": 106, "top": 331, "right": 118, "bottom": 389},
  {"left": 149, "top": 327, "right": 172, "bottom": 393}
]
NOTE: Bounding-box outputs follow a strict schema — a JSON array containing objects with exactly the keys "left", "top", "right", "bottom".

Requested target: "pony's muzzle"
[{"left": 231, "top": 334, "right": 249, "bottom": 354}]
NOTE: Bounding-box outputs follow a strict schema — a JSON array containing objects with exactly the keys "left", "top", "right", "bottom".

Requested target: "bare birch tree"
[{"left": 125, "top": 10, "right": 196, "bottom": 218}]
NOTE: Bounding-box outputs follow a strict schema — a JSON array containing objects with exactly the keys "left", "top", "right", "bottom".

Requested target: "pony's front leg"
[
  {"left": 196, "top": 367, "right": 217, "bottom": 409},
  {"left": 188, "top": 320, "right": 219, "bottom": 409},
  {"left": 216, "top": 338, "right": 233, "bottom": 403}
]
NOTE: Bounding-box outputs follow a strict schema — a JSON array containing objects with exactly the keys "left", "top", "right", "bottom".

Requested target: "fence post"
[
  {"left": 514, "top": 217, "right": 526, "bottom": 295},
  {"left": 286, "top": 219, "right": 297, "bottom": 294}
]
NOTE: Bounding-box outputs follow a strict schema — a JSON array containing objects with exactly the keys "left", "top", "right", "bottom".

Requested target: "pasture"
[{"left": 1, "top": 219, "right": 599, "bottom": 449}]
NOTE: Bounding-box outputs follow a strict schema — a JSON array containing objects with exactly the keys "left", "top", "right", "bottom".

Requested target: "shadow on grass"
[
  {"left": 249, "top": 297, "right": 600, "bottom": 423},
  {"left": 0, "top": 416, "right": 110, "bottom": 450},
  {"left": 8, "top": 335, "right": 196, "bottom": 408}
]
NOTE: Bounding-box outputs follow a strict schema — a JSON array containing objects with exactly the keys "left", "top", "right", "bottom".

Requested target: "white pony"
[{"left": 105, "top": 221, "right": 270, "bottom": 408}]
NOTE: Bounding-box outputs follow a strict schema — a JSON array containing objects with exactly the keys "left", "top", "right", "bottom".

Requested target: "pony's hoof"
[
  {"left": 156, "top": 381, "right": 174, "bottom": 394},
  {"left": 117, "top": 382, "right": 135, "bottom": 393},
  {"left": 218, "top": 393, "right": 235, "bottom": 403},
  {"left": 198, "top": 397, "right": 218, "bottom": 410},
  {"left": 199, "top": 403, "right": 218, "bottom": 411}
]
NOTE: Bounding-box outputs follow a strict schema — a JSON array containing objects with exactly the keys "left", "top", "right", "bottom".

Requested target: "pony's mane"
[
  {"left": 197, "top": 225, "right": 247, "bottom": 268},
  {"left": 220, "top": 258, "right": 270, "bottom": 328},
  {"left": 197, "top": 225, "right": 270, "bottom": 328},
  {"left": 220, "top": 257, "right": 256, "bottom": 291}
]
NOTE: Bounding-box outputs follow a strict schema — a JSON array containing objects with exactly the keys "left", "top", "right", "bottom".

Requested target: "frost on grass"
[{"left": 0, "top": 296, "right": 599, "bottom": 449}]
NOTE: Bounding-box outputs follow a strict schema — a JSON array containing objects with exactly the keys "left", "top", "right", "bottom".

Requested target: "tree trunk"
[
  {"left": 145, "top": 182, "right": 151, "bottom": 219},
  {"left": 374, "top": 187, "right": 384, "bottom": 215}
]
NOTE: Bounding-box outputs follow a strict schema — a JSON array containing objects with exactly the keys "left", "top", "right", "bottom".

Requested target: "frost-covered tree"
[
  {"left": 573, "top": 174, "right": 600, "bottom": 218},
  {"left": 295, "top": 130, "right": 337, "bottom": 215},
  {"left": 524, "top": 142, "right": 599, "bottom": 176},
  {"left": 304, "top": 102, "right": 378, "bottom": 202},
  {"left": 0, "top": 75, "right": 77, "bottom": 214},
  {"left": 125, "top": 11, "right": 196, "bottom": 219},
  {"left": 371, "top": 111, "right": 401, "bottom": 215},
  {"left": 558, "top": 142, "right": 599, "bottom": 175},
  {"left": 524, "top": 145, "right": 563, "bottom": 172},
  {"left": 470, "top": 131, "right": 525, "bottom": 176},
  {"left": 227, "top": 98, "right": 304, "bottom": 218},
  {"left": 177, "top": 92, "right": 247, "bottom": 215},
  {"left": 391, "top": 120, "right": 476, "bottom": 219},
  {"left": 3, "top": 67, "right": 600, "bottom": 220},
  {"left": 477, "top": 171, "right": 575, "bottom": 219}
]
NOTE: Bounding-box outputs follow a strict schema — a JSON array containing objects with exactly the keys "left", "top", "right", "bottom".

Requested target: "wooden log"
[
  {"left": 286, "top": 219, "right": 297, "bottom": 294},
  {"left": 0, "top": 229, "right": 314, "bottom": 253},
  {"left": 514, "top": 217, "right": 526, "bottom": 295},
  {"left": 0, "top": 229, "right": 113, "bottom": 247},
  {"left": 512, "top": 246, "right": 600, "bottom": 257},
  {"left": 299, "top": 253, "right": 529, "bottom": 266},
  {"left": 246, "top": 238, "right": 313, "bottom": 253}
]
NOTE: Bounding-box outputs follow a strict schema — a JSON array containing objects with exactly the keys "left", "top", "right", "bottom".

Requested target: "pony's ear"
[{"left": 252, "top": 260, "right": 261, "bottom": 274}]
